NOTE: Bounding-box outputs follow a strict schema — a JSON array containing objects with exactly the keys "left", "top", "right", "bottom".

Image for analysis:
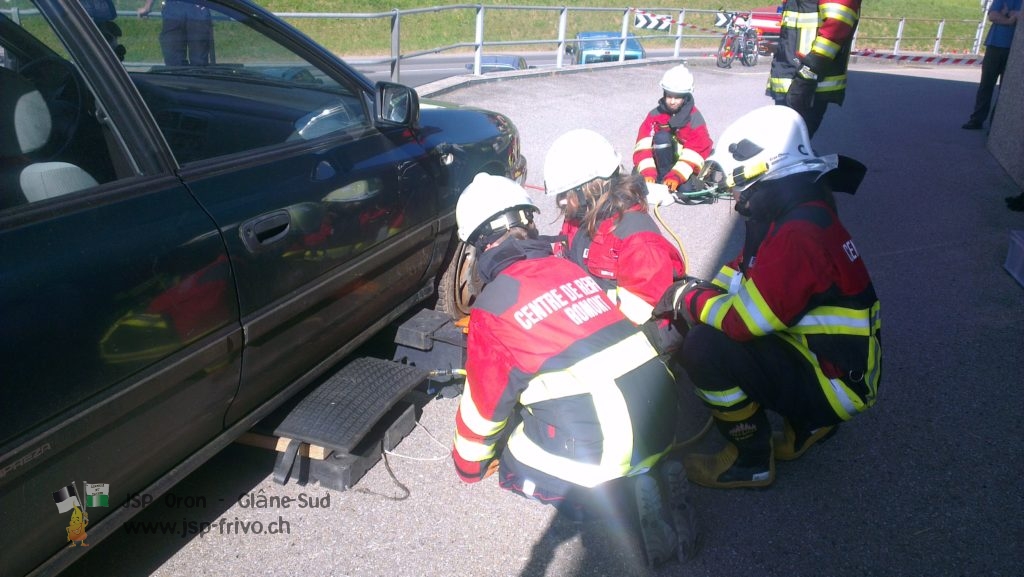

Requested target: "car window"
[
  {"left": 0, "top": 4, "right": 134, "bottom": 211},
  {"left": 118, "top": 0, "right": 370, "bottom": 165}
]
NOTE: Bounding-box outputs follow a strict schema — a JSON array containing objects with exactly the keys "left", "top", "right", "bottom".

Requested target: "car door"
[
  {"left": 0, "top": 3, "right": 241, "bottom": 576},
  {"left": 114, "top": 1, "right": 446, "bottom": 423}
]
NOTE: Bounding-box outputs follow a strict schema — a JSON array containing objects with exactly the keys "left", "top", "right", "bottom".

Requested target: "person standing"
[
  {"left": 138, "top": 0, "right": 214, "bottom": 66},
  {"left": 962, "top": 0, "right": 1020, "bottom": 130},
  {"left": 451, "top": 173, "right": 694, "bottom": 566},
  {"left": 767, "top": 0, "right": 861, "bottom": 138},
  {"left": 654, "top": 106, "right": 881, "bottom": 489},
  {"left": 633, "top": 65, "right": 713, "bottom": 195}
]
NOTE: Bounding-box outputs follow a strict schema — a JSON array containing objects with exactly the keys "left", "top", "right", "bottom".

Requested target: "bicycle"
[{"left": 715, "top": 11, "right": 760, "bottom": 69}]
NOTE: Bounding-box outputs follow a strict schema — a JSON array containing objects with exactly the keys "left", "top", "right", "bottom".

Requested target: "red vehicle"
[{"left": 748, "top": 5, "right": 783, "bottom": 55}]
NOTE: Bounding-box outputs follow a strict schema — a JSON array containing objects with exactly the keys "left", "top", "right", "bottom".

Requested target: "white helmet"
[
  {"left": 543, "top": 129, "right": 621, "bottom": 196},
  {"left": 700, "top": 105, "right": 838, "bottom": 192},
  {"left": 456, "top": 173, "right": 539, "bottom": 244},
  {"left": 659, "top": 64, "right": 695, "bottom": 95}
]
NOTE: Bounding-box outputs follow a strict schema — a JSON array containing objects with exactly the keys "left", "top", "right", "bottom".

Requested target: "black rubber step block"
[{"left": 273, "top": 357, "right": 427, "bottom": 454}]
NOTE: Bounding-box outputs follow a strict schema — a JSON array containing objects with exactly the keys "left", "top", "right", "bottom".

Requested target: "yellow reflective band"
[
  {"left": 506, "top": 421, "right": 646, "bottom": 488},
  {"left": 791, "top": 306, "right": 873, "bottom": 336},
  {"left": 776, "top": 332, "right": 877, "bottom": 421},
  {"left": 520, "top": 333, "right": 657, "bottom": 405},
  {"left": 671, "top": 161, "right": 695, "bottom": 180},
  {"left": 678, "top": 148, "right": 706, "bottom": 169},
  {"left": 811, "top": 36, "right": 841, "bottom": 59},
  {"left": 821, "top": 3, "right": 859, "bottom": 27},
  {"left": 709, "top": 280, "right": 784, "bottom": 336},
  {"left": 458, "top": 378, "right": 508, "bottom": 437},
  {"left": 616, "top": 287, "right": 655, "bottom": 325},
  {"left": 696, "top": 385, "right": 749, "bottom": 409},
  {"left": 712, "top": 266, "right": 739, "bottom": 291},
  {"left": 701, "top": 292, "right": 732, "bottom": 328},
  {"left": 781, "top": 11, "right": 820, "bottom": 28},
  {"left": 453, "top": 434, "right": 496, "bottom": 462},
  {"left": 634, "top": 137, "right": 654, "bottom": 151},
  {"left": 636, "top": 158, "right": 657, "bottom": 173}
]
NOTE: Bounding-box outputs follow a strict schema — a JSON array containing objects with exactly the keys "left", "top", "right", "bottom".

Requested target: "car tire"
[{"left": 435, "top": 240, "right": 480, "bottom": 321}]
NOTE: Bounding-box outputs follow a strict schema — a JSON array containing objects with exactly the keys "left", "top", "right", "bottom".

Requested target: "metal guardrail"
[
  {"left": 3, "top": 4, "right": 992, "bottom": 84},
  {"left": 272, "top": 4, "right": 992, "bottom": 83}
]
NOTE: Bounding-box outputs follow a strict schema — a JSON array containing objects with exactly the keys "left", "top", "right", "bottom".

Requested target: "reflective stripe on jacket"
[{"left": 767, "top": 0, "right": 861, "bottom": 102}]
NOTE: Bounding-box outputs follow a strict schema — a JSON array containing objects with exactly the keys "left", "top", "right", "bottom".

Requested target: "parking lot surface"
[{"left": 61, "top": 59, "right": 1024, "bottom": 577}]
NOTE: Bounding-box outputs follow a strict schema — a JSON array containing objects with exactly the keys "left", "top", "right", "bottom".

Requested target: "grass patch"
[{"left": 107, "top": 1, "right": 992, "bottom": 59}]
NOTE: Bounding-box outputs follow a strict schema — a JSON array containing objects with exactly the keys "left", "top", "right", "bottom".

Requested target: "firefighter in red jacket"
[
  {"left": 633, "top": 64, "right": 713, "bottom": 194},
  {"left": 452, "top": 173, "right": 694, "bottom": 566},
  {"left": 543, "top": 129, "right": 687, "bottom": 353},
  {"left": 654, "top": 106, "right": 881, "bottom": 489},
  {"left": 767, "top": 0, "right": 861, "bottom": 137}
]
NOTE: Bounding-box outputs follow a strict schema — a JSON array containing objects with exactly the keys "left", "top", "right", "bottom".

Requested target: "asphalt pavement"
[{"left": 61, "top": 58, "right": 1024, "bottom": 577}]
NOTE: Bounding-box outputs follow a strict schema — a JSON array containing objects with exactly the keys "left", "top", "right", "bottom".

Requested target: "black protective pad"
[{"left": 274, "top": 357, "right": 427, "bottom": 454}]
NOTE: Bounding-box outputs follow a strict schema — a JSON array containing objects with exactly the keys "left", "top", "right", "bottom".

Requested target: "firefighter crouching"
[
  {"left": 543, "top": 129, "right": 687, "bottom": 354},
  {"left": 633, "top": 64, "right": 713, "bottom": 195},
  {"left": 451, "top": 173, "right": 696, "bottom": 567},
  {"left": 653, "top": 106, "right": 881, "bottom": 489}
]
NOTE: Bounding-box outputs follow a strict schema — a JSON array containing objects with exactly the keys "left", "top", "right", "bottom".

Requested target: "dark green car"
[{"left": 0, "top": 2, "right": 524, "bottom": 575}]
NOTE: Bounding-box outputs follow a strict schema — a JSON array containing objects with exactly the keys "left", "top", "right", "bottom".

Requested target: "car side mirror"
[{"left": 375, "top": 82, "right": 419, "bottom": 128}]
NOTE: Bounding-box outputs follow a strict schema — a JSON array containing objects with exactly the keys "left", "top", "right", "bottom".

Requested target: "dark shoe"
[
  {"left": 772, "top": 420, "right": 839, "bottom": 461},
  {"left": 633, "top": 473, "right": 677, "bottom": 568},
  {"left": 961, "top": 120, "right": 983, "bottom": 130},
  {"left": 659, "top": 460, "right": 699, "bottom": 561},
  {"left": 1009, "top": 198, "right": 1024, "bottom": 212},
  {"left": 1006, "top": 195, "right": 1024, "bottom": 207}
]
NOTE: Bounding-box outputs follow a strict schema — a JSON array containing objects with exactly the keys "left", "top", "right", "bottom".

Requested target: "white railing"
[{"left": 271, "top": 5, "right": 991, "bottom": 82}]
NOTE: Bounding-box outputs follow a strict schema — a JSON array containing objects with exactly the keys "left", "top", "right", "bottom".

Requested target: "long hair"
[{"left": 580, "top": 172, "right": 648, "bottom": 236}]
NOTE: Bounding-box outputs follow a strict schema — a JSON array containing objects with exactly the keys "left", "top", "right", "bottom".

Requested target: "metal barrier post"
[
  {"left": 556, "top": 7, "right": 567, "bottom": 67},
  {"left": 894, "top": 17, "right": 905, "bottom": 54},
  {"left": 674, "top": 9, "right": 686, "bottom": 57},
  {"left": 390, "top": 9, "right": 400, "bottom": 82},
  {"left": 934, "top": 19, "right": 945, "bottom": 54},
  {"left": 473, "top": 5, "right": 484, "bottom": 75},
  {"left": 619, "top": 9, "right": 629, "bottom": 62}
]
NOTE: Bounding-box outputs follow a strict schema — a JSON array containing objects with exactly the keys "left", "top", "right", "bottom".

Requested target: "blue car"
[
  {"left": 0, "top": 1, "right": 525, "bottom": 576},
  {"left": 567, "top": 31, "right": 647, "bottom": 65}
]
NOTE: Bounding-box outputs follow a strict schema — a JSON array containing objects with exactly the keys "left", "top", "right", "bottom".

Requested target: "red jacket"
[
  {"left": 684, "top": 175, "right": 881, "bottom": 420},
  {"left": 566, "top": 206, "right": 685, "bottom": 324},
  {"left": 633, "top": 102, "right": 713, "bottom": 187},
  {"left": 452, "top": 238, "right": 676, "bottom": 499}
]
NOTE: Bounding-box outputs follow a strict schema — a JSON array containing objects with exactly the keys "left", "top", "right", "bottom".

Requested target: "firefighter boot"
[
  {"left": 683, "top": 403, "right": 774, "bottom": 489},
  {"left": 659, "top": 459, "right": 699, "bottom": 561},
  {"left": 633, "top": 472, "right": 677, "bottom": 568},
  {"left": 772, "top": 418, "right": 839, "bottom": 461}
]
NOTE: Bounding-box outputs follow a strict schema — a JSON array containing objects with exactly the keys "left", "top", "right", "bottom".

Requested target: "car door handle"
[{"left": 240, "top": 210, "right": 291, "bottom": 252}]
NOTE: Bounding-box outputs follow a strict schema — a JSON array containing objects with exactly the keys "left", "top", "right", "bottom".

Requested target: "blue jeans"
[{"left": 159, "top": 2, "right": 213, "bottom": 66}]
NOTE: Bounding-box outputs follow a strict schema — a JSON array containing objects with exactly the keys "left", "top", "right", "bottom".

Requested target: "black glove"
[{"left": 785, "top": 70, "right": 817, "bottom": 113}]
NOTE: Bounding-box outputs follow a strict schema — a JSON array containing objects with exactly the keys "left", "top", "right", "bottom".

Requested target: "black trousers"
[
  {"left": 968, "top": 45, "right": 1010, "bottom": 125},
  {"left": 772, "top": 96, "right": 830, "bottom": 138},
  {"left": 677, "top": 324, "right": 840, "bottom": 430}
]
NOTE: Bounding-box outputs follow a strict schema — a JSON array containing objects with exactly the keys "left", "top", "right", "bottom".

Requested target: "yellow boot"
[
  {"left": 772, "top": 419, "right": 839, "bottom": 461},
  {"left": 684, "top": 403, "right": 774, "bottom": 489}
]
